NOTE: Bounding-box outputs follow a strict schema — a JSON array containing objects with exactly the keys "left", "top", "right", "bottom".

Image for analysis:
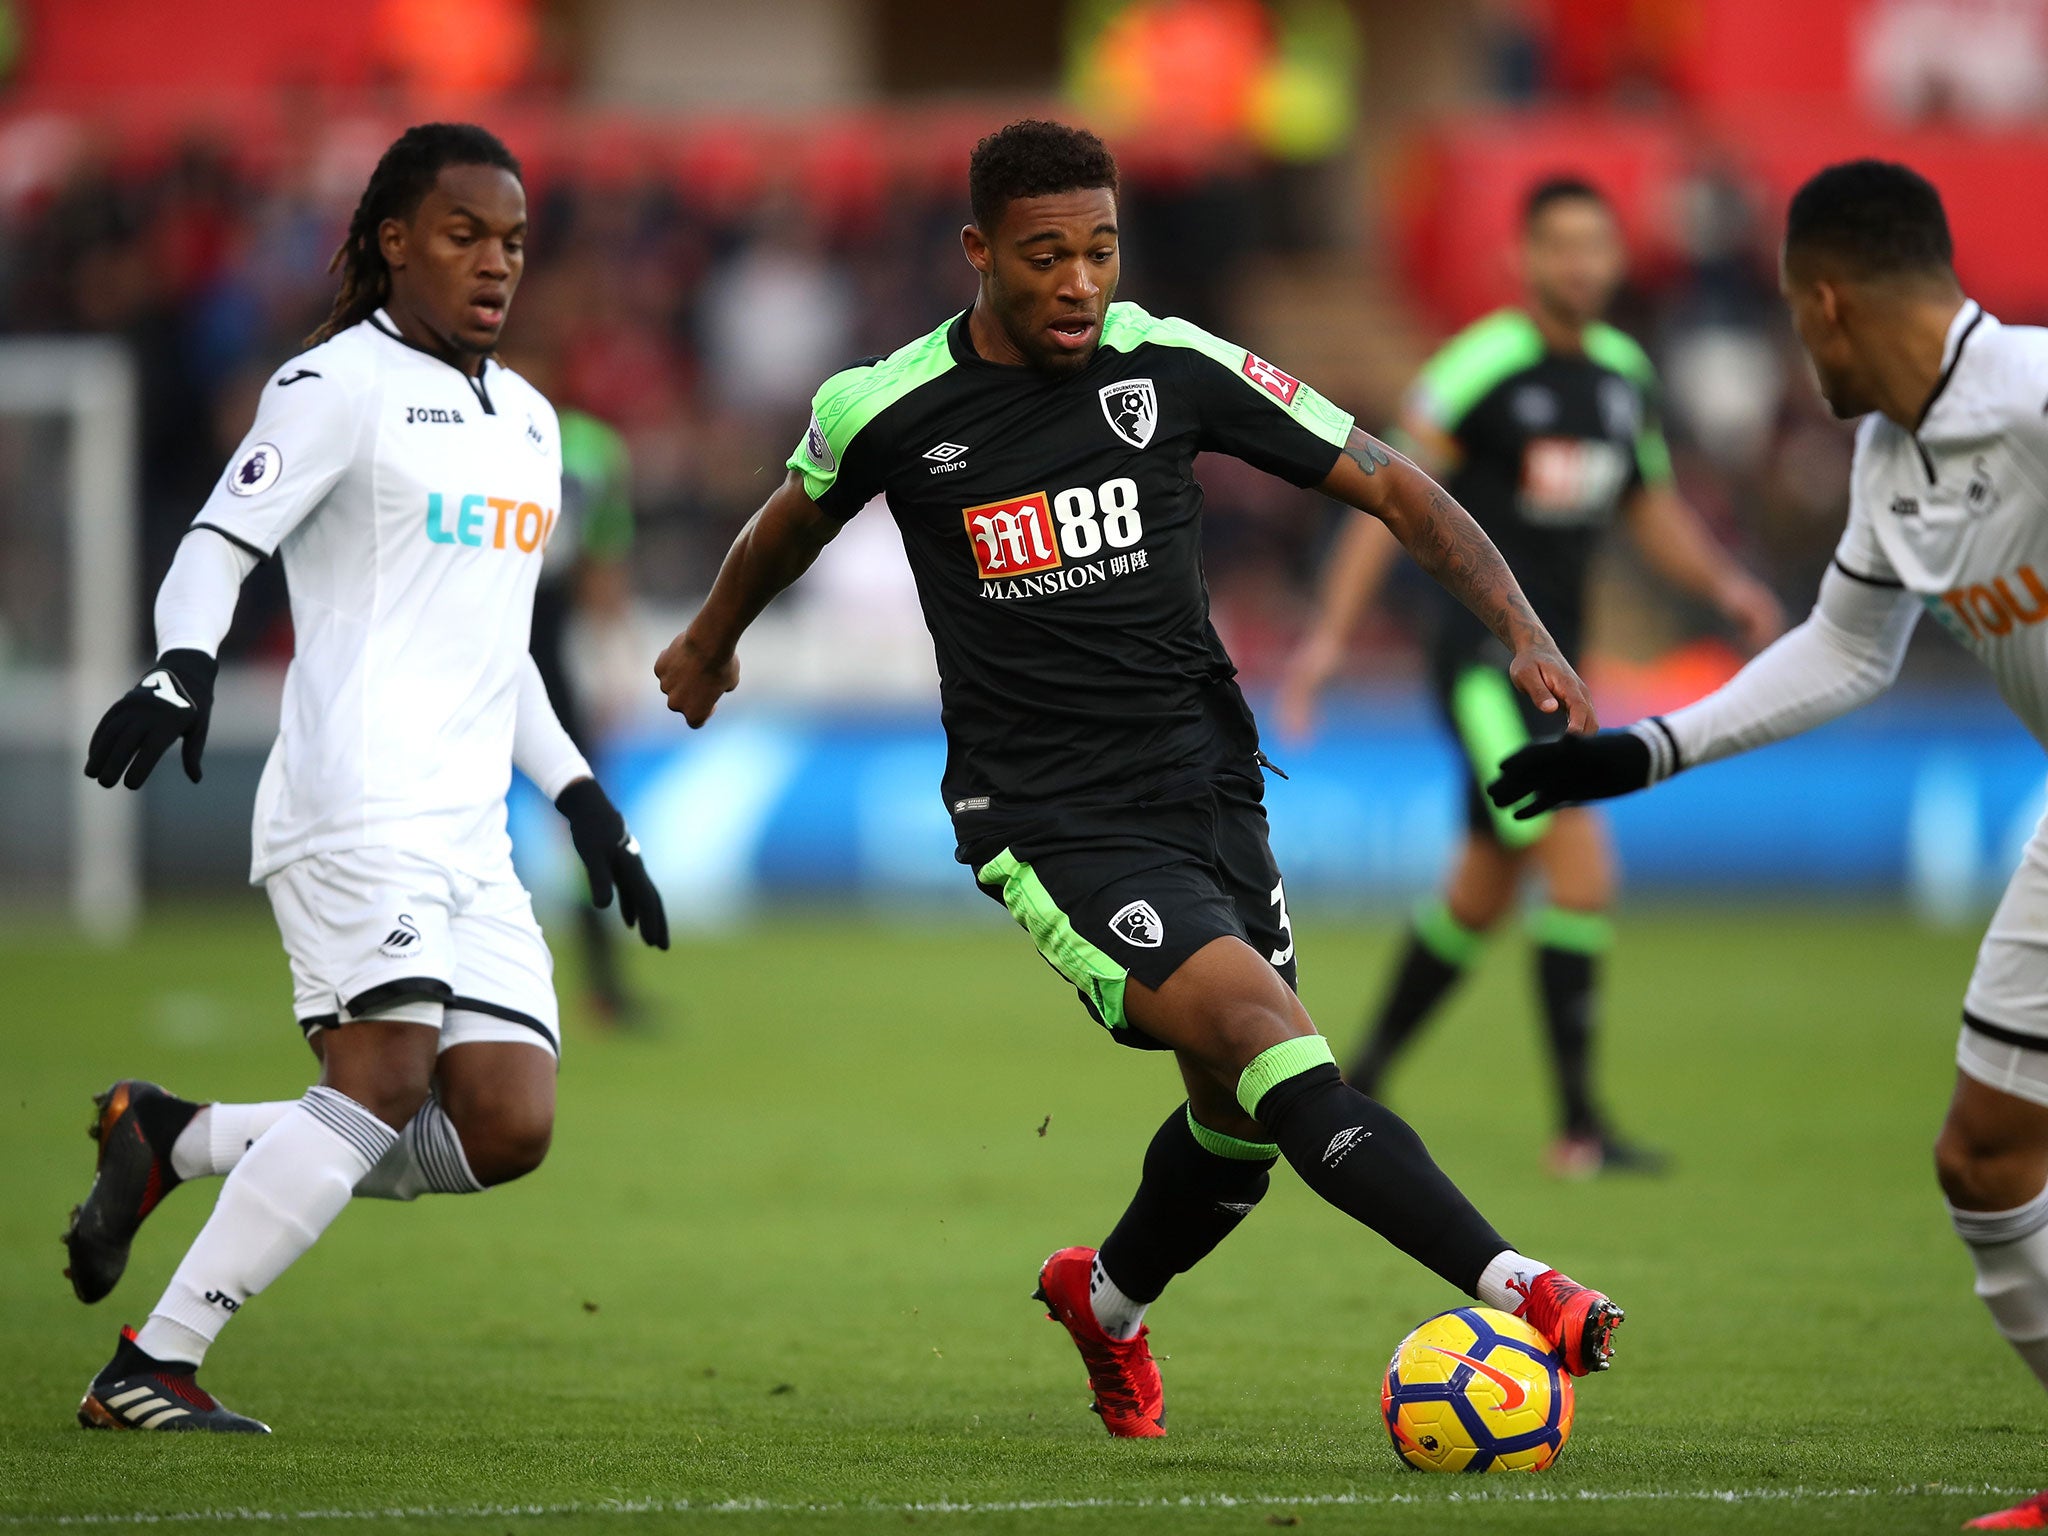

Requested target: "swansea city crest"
[{"left": 1099, "top": 378, "right": 1157, "bottom": 450}]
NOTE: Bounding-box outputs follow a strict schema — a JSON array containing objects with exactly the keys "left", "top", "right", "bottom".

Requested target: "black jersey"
[
  {"left": 788, "top": 303, "right": 1352, "bottom": 825},
  {"left": 1406, "top": 308, "right": 1673, "bottom": 665}
]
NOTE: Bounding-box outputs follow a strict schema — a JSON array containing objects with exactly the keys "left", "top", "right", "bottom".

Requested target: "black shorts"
[
  {"left": 1427, "top": 639, "right": 1567, "bottom": 849},
  {"left": 960, "top": 769, "right": 1298, "bottom": 1051}
]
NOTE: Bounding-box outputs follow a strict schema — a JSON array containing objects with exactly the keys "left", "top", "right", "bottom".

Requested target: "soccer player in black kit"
[
  {"left": 1280, "top": 177, "right": 1783, "bottom": 1177},
  {"left": 656, "top": 121, "right": 1624, "bottom": 1437}
]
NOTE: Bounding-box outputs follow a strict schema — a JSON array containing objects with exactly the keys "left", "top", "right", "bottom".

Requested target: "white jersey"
[
  {"left": 1643, "top": 299, "right": 2048, "bottom": 783},
  {"left": 189, "top": 311, "right": 563, "bottom": 880},
  {"left": 1837, "top": 300, "right": 2048, "bottom": 746}
]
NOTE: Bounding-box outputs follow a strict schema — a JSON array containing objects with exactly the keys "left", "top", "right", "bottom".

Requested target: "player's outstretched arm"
[
  {"left": 1487, "top": 564, "right": 1922, "bottom": 819},
  {"left": 1624, "top": 483, "right": 1784, "bottom": 653},
  {"left": 1276, "top": 510, "right": 1403, "bottom": 742},
  {"left": 655, "top": 471, "right": 843, "bottom": 727},
  {"left": 1318, "top": 426, "right": 1595, "bottom": 732},
  {"left": 84, "top": 528, "right": 256, "bottom": 789}
]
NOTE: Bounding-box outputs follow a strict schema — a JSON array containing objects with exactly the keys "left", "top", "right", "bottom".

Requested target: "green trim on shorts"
[
  {"left": 1530, "top": 906, "right": 1614, "bottom": 956},
  {"left": 975, "top": 848, "right": 1128, "bottom": 1033},
  {"left": 1451, "top": 665, "right": 1548, "bottom": 849},
  {"left": 1235, "top": 1035, "right": 1336, "bottom": 1118},
  {"left": 1414, "top": 897, "right": 1486, "bottom": 968},
  {"left": 1186, "top": 1105, "right": 1280, "bottom": 1161}
]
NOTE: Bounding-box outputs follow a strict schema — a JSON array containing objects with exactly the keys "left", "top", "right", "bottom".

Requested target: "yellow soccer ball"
[{"left": 1380, "top": 1306, "right": 1574, "bottom": 1472}]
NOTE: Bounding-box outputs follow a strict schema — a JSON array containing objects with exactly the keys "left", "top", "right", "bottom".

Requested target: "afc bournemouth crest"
[
  {"left": 1109, "top": 899, "right": 1165, "bottom": 948},
  {"left": 1099, "top": 378, "right": 1157, "bottom": 449}
]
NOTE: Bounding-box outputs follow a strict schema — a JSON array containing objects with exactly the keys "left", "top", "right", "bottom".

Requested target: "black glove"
[
  {"left": 556, "top": 778, "right": 669, "bottom": 950},
  {"left": 83, "top": 649, "right": 218, "bottom": 789},
  {"left": 1487, "top": 730, "right": 1654, "bottom": 820}
]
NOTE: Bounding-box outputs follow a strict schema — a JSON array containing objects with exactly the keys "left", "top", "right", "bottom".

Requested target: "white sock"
[
  {"left": 1089, "top": 1254, "right": 1148, "bottom": 1340},
  {"left": 355, "top": 1092, "right": 484, "bottom": 1201},
  {"left": 134, "top": 1087, "right": 396, "bottom": 1366},
  {"left": 1476, "top": 1249, "right": 1548, "bottom": 1314},
  {"left": 168, "top": 1102, "right": 297, "bottom": 1181},
  {"left": 1951, "top": 1185, "right": 2048, "bottom": 1390}
]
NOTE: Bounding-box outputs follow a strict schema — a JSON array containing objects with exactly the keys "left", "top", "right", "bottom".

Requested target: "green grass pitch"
[{"left": 1, "top": 900, "right": 2039, "bottom": 1534}]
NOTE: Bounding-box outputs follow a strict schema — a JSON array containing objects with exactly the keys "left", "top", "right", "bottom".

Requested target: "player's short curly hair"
[
  {"left": 968, "top": 120, "right": 1119, "bottom": 235},
  {"left": 1785, "top": 160, "right": 1953, "bottom": 281},
  {"left": 1522, "top": 175, "right": 1609, "bottom": 229}
]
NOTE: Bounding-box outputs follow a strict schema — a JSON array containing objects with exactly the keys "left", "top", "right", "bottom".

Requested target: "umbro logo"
[
  {"left": 1322, "top": 1125, "right": 1371, "bottom": 1167},
  {"left": 925, "top": 441, "right": 970, "bottom": 475},
  {"left": 380, "top": 915, "right": 422, "bottom": 955}
]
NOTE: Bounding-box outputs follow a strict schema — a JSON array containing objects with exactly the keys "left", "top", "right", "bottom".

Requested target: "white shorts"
[
  {"left": 1961, "top": 809, "right": 2048, "bottom": 1107},
  {"left": 265, "top": 847, "right": 560, "bottom": 1057}
]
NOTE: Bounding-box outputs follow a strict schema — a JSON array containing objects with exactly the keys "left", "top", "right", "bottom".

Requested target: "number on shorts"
[{"left": 1268, "top": 879, "right": 1295, "bottom": 968}]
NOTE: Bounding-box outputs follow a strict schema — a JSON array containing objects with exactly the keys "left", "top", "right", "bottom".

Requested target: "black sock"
[
  {"left": 1098, "top": 1106, "right": 1277, "bottom": 1303},
  {"left": 1535, "top": 939, "right": 1604, "bottom": 1139},
  {"left": 131, "top": 1091, "right": 201, "bottom": 1184},
  {"left": 1248, "top": 1049, "right": 1508, "bottom": 1293},
  {"left": 1346, "top": 904, "right": 1482, "bottom": 1094}
]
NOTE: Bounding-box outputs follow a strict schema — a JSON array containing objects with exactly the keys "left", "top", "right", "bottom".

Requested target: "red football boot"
[
  {"left": 1033, "top": 1246, "right": 1166, "bottom": 1438},
  {"left": 1967, "top": 1491, "right": 2048, "bottom": 1529},
  {"left": 1510, "top": 1267, "right": 1624, "bottom": 1376}
]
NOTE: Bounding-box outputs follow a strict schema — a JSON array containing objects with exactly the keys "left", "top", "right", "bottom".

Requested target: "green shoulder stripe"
[
  {"left": 1582, "top": 322, "right": 1673, "bottom": 486},
  {"left": 788, "top": 317, "right": 958, "bottom": 503},
  {"left": 1582, "top": 322, "right": 1657, "bottom": 386},
  {"left": 1100, "top": 302, "right": 1353, "bottom": 449},
  {"left": 1411, "top": 309, "right": 1544, "bottom": 432}
]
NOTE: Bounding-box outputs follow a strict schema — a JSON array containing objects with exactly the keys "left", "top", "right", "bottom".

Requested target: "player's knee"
[
  {"left": 465, "top": 1104, "right": 554, "bottom": 1186},
  {"left": 324, "top": 1053, "right": 434, "bottom": 1130},
  {"left": 1936, "top": 1113, "right": 2028, "bottom": 1209}
]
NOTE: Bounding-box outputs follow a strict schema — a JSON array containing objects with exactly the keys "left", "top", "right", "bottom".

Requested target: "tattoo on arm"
[
  {"left": 1341, "top": 437, "right": 1393, "bottom": 476},
  {"left": 1400, "top": 485, "right": 1546, "bottom": 651}
]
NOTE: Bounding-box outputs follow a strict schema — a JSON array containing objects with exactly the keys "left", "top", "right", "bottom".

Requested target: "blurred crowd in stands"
[{"left": 0, "top": 116, "right": 1862, "bottom": 691}]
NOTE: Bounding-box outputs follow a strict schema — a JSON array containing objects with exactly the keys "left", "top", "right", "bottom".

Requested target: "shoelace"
[{"left": 1072, "top": 1330, "right": 1148, "bottom": 1416}]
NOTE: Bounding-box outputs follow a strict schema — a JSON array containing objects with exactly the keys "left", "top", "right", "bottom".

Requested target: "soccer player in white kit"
[
  {"left": 65, "top": 123, "right": 666, "bottom": 1433},
  {"left": 1489, "top": 161, "right": 2048, "bottom": 1530}
]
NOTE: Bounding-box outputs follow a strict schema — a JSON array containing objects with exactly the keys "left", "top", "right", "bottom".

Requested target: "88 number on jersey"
[{"left": 1052, "top": 477, "right": 1142, "bottom": 559}]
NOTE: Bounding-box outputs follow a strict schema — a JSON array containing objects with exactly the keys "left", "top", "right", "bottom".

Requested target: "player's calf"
[
  {"left": 1939, "top": 1067, "right": 2048, "bottom": 1391},
  {"left": 1235, "top": 1036, "right": 1624, "bottom": 1374}
]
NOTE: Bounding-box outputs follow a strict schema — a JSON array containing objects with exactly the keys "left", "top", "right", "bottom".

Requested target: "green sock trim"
[
  {"left": 1530, "top": 907, "right": 1614, "bottom": 955},
  {"left": 1235, "top": 1035, "right": 1337, "bottom": 1118},
  {"left": 1185, "top": 1105, "right": 1280, "bottom": 1161},
  {"left": 1413, "top": 898, "right": 1485, "bottom": 968}
]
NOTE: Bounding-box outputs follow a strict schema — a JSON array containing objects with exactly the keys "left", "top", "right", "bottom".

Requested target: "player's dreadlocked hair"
[
  {"left": 968, "top": 120, "right": 1119, "bottom": 234},
  {"left": 1784, "top": 160, "right": 1953, "bottom": 282},
  {"left": 308, "top": 123, "right": 522, "bottom": 347}
]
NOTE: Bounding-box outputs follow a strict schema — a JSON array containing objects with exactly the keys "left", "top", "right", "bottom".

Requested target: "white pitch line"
[{"left": 0, "top": 1483, "right": 2033, "bottom": 1527}]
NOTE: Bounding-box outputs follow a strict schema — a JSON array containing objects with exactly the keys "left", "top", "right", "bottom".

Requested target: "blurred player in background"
[
  {"left": 658, "top": 120, "right": 1624, "bottom": 1440},
  {"left": 1489, "top": 161, "right": 2048, "bottom": 1532},
  {"left": 1279, "top": 177, "right": 1783, "bottom": 1177},
  {"left": 63, "top": 122, "right": 666, "bottom": 1433},
  {"left": 525, "top": 393, "right": 646, "bottom": 1024}
]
